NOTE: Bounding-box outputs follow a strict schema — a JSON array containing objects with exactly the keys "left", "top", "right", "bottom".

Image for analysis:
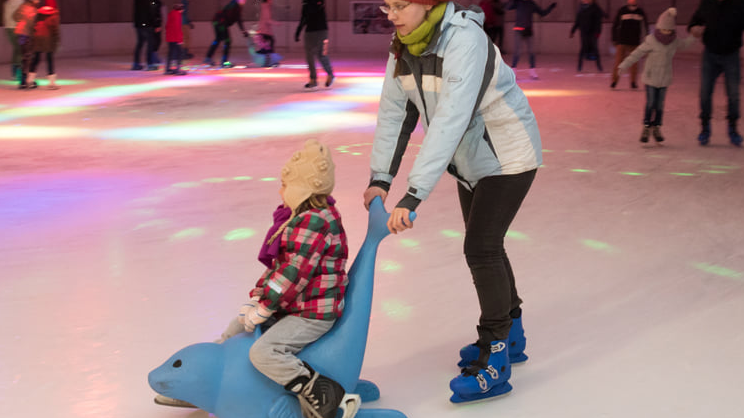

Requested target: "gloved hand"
[
  {"left": 242, "top": 30, "right": 249, "bottom": 38},
  {"left": 294, "top": 28, "right": 301, "bottom": 42},
  {"left": 239, "top": 299, "right": 274, "bottom": 333},
  {"left": 550, "top": 2, "right": 557, "bottom": 8}
]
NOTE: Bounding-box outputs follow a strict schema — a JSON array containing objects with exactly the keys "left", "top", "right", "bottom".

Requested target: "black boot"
[
  {"left": 285, "top": 363, "right": 360, "bottom": 418},
  {"left": 698, "top": 121, "right": 711, "bottom": 146},
  {"left": 729, "top": 122, "right": 743, "bottom": 147}
]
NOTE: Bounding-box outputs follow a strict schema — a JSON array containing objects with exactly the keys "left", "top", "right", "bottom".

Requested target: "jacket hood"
[{"left": 425, "top": 2, "right": 484, "bottom": 53}]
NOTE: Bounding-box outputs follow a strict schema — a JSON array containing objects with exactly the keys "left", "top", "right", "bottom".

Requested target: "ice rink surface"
[{"left": 1, "top": 51, "right": 743, "bottom": 418}]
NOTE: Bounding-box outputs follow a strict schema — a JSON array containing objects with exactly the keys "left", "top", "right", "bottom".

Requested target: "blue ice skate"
[
  {"left": 450, "top": 335, "right": 512, "bottom": 404},
  {"left": 457, "top": 317, "right": 528, "bottom": 367}
]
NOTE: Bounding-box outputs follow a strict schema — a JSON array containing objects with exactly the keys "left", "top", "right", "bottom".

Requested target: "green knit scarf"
[{"left": 397, "top": 2, "right": 447, "bottom": 57}]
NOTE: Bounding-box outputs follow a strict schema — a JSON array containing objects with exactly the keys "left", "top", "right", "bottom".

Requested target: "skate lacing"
[{"left": 297, "top": 372, "right": 324, "bottom": 418}]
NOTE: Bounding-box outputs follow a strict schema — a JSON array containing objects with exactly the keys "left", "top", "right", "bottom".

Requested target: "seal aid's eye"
[{"left": 173, "top": 359, "right": 182, "bottom": 368}]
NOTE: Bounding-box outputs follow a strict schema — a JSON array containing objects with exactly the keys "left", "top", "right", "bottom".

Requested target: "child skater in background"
[
  {"left": 618, "top": 7, "right": 701, "bottom": 143},
  {"left": 229, "top": 139, "right": 359, "bottom": 418},
  {"left": 164, "top": 3, "right": 186, "bottom": 75}
]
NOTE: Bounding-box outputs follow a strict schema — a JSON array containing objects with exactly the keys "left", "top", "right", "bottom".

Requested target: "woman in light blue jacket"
[{"left": 364, "top": 0, "right": 543, "bottom": 404}]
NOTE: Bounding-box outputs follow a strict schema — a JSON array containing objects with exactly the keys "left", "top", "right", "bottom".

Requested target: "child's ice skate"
[
  {"left": 458, "top": 317, "right": 528, "bottom": 367},
  {"left": 285, "top": 363, "right": 360, "bottom": 418},
  {"left": 450, "top": 328, "right": 512, "bottom": 403}
]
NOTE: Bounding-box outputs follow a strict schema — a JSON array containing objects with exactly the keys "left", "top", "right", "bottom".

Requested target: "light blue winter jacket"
[{"left": 370, "top": 2, "right": 542, "bottom": 207}]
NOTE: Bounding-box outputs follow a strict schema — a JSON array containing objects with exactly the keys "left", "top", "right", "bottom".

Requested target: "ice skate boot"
[
  {"left": 652, "top": 126, "right": 664, "bottom": 143},
  {"left": 450, "top": 327, "right": 512, "bottom": 403},
  {"left": 304, "top": 79, "right": 318, "bottom": 89},
  {"left": 458, "top": 317, "right": 528, "bottom": 367},
  {"left": 285, "top": 363, "right": 360, "bottom": 418},
  {"left": 640, "top": 125, "right": 650, "bottom": 143},
  {"left": 698, "top": 122, "right": 711, "bottom": 145},
  {"left": 729, "top": 124, "right": 742, "bottom": 147}
]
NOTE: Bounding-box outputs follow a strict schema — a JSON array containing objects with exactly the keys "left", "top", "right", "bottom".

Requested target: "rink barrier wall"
[{"left": 1, "top": 22, "right": 724, "bottom": 64}]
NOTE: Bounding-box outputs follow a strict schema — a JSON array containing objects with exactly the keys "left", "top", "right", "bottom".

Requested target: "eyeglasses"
[{"left": 380, "top": 2, "right": 411, "bottom": 15}]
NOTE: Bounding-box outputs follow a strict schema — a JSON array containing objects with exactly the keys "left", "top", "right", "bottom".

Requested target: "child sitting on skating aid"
[
  {"left": 227, "top": 139, "right": 359, "bottom": 418},
  {"left": 617, "top": 7, "right": 701, "bottom": 143}
]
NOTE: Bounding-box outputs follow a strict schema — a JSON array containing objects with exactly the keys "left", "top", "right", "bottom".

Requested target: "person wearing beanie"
[
  {"left": 505, "top": 0, "right": 557, "bottom": 79},
  {"left": 570, "top": 0, "right": 605, "bottom": 72},
  {"left": 3, "top": 0, "right": 25, "bottom": 81},
  {"left": 295, "top": 0, "right": 334, "bottom": 89},
  {"left": 618, "top": 7, "right": 699, "bottom": 143},
  {"left": 368, "top": 0, "right": 542, "bottom": 404},
  {"left": 232, "top": 139, "right": 359, "bottom": 418},
  {"left": 611, "top": 0, "right": 648, "bottom": 89},
  {"left": 29, "top": 0, "right": 60, "bottom": 89},
  {"left": 688, "top": 0, "right": 744, "bottom": 146}
]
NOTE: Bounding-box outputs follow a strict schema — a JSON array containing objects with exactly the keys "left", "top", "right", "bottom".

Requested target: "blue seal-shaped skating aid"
[{"left": 148, "top": 197, "right": 413, "bottom": 418}]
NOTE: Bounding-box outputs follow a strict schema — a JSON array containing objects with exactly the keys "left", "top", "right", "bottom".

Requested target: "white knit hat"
[
  {"left": 280, "top": 139, "right": 335, "bottom": 212},
  {"left": 656, "top": 7, "right": 677, "bottom": 31}
]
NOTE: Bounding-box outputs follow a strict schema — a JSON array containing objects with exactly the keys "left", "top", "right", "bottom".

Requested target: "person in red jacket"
[{"left": 164, "top": 3, "right": 185, "bottom": 75}]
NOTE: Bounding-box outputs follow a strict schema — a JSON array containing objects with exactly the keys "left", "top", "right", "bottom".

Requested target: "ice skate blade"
[
  {"left": 153, "top": 395, "right": 197, "bottom": 408},
  {"left": 339, "top": 393, "right": 361, "bottom": 418},
  {"left": 449, "top": 382, "right": 512, "bottom": 404}
]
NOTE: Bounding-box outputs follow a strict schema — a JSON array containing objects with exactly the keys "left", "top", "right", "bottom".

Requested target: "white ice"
[{"left": 1, "top": 52, "right": 743, "bottom": 418}]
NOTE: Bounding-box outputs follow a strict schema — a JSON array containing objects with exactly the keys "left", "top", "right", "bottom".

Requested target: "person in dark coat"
[
  {"left": 204, "top": 0, "right": 249, "bottom": 68},
  {"left": 611, "top": 0, "right": 648, "bottom": 88},
  {"left": 505, "top": 0, "right": 556, "bottom": 79},
  {"left": 570, "top": 0, "right": 605, "bottom": 72},
  {"left": 132, "top": 0, "right": 162, "bottom": 70},
  {"left": 687, "top": 0, "right": 744, "bottom": 146},
  {"left": 295, "top": 0, "right": 334, "bottom": 89}
]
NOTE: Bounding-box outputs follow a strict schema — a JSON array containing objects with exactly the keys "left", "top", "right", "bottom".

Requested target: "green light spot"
[
  {"left": 670, "top": 172, "right": 695, "bottom": 177},
  {"left": 581, "top": 239, "right": 618, "bottom": 253},
  {"left": 261, "top": 177, "right": 278, "bottom": 182},
  {"left": 171, "top": 228, "right": 205, "bottom": 240},
  {"left": 381, "top": 299, "right": 413, "bottom": 321},
  {"left": 379, "top": 260, "right": 402, "bottom": 272},
  {"left": 352, "top": 152, "right": 362, "bottom": 156},
  {"left": 506, "top": 230, "right": 529, "bottom": 241},
  {"left": 542, "top": 149, "right": 553, "bottom": 153},
  {"left": 134, "top": 219, "right": 169, "bottom": 230},
  {"left": 699, "top": 170, "right": 727, "bottom": 174},
  {"left": 233, "top": 176, "right": 253, "bottom": 181},
  {"left": 172, "top": 182, "right": 201, "bottom": 188},
  {"left": 571, "top": 169, "right": 594, "bottom": 173},
  {"left": 399, "top": 239, "right": 419, "bottom": 248},
  {"left": 692, "top": 262, "right": 743, "bottom": 279},
  {"left": 621, "top": 172, "right": 645, "bottom": 176},
  {"left": 566, "top": 150, "right": 590, "bottom": 153},
  {"left": 441, "top": 229, "right": 463, "bottom": 238},
  {"left": 224, "top": 228, "right": 256, "bottom": 241},
  {"left": 710, "top": 165, "right": 738, "bottom": 169},
  {"left": 203, "top": 177, "right": 228, "bottom": 183},
  {"left": 338, "top": 149, "right": 349, "bottom": 153}
]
